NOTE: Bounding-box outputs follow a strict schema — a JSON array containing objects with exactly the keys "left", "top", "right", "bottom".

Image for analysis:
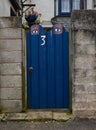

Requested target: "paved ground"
[{"left": 0, "top": 119, "right": 96, "bottom": 130}]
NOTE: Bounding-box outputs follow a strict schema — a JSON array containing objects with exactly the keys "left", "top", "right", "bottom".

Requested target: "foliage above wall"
[{"left": 22, "top": 8, "right": 42, "bottom": 29}]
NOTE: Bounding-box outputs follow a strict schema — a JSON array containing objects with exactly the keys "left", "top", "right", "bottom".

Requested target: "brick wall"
[
  {"left": 0, "top": 17, "right": 22, "bottom": 112},
  {"left": 71, "top": 11, "right": 96, "bottom": 118}
]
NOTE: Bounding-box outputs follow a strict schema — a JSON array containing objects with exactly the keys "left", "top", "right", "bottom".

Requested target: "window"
[
  {"left": 58, "top": 0, "right": 85, "bottom": 16},
  {"left": 72, "top": 0, "right": 80, "bottom": 10},
  {"left": 61, "top": 0, "right": 70, "bottom": 13},
  {"left": 9, "top": 0, "right": 21, "bottom": 16},
  {"left": 94, "top": 0, "right": 96, "bottom": 7}
]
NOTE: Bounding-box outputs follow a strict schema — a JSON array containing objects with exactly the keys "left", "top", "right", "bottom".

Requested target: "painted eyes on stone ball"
[
  {"left": 32, "top": 30, "right": 39, "bottom": 34},
  {"left": 54, "top": 28, "right": 61, "bottom": 32}
]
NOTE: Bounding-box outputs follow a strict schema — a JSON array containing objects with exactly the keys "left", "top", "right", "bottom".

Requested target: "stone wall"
[
  {"left": 71, "top": 11, "right": 96, "bottom": 118},
  {"left": 0, "top": 17, "right": 22, "bottom": 112}
]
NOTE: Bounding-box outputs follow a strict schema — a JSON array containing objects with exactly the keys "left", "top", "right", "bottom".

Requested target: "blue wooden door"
[{"left": 26, "top": 24, "right": 69, "bottom": 109}]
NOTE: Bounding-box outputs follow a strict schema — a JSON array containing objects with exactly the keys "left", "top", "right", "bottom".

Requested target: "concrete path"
[{"left": 0, "top": 119, "right": 96, "bottom": 130}]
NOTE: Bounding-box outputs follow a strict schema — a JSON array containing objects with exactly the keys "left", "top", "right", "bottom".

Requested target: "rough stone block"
[
  {"left": 74, "top": 85, "right": 85, "bottom": 93},
  {"left": 85, "top": 85, "right": 96, "bottom": 93},
  {"left": 0, "top": 28, "right": 22, "bottom": 39},
  {"left": 74, "top": 69, "right": 87, "bottom": 78},
  {"left": 75, "top": 77, "right": 96, "bottom": 84},
  {"left": 0, "top": 100, "right": 22, "bottom": 112},
  {"left": 53, "top": 112, "right": 71, "bottom": 121},
  {"left": 74, "top": 55, "right": 96, "bottom": 69},
  {"left": 74, "top": 82, "right": 96, "bottom": 86},
  {"left": 74, "top": 69, "right": 96, "bottom": 78},
  {"left": 86, "top": 69, "right": 96, "bottom": 77},
  {"left": 75, "top": 85, "right": 96, "bottom": 94},
  {"left": 73, "top": 110, "right": 96, "bottom": 118},
  {"left": 75, "top": 93, "right": 96, "bottom": 102},
  {"left": 86, "top": 44, "right": 96, "bottom": 55},
  {"left": 0, "top": 39, "right": 22, "bottom": 51},
  {"left": 6, "top": 111, "right": 53, "bottom": 120},
  {"left": 71, "top": 10, "right": 96, "bottom": 31},
  {"left": 25, "top": 111, "right": 52, "bottom": 120},
  {"left": 0, "top": 17, "right": 22, "bottom": 28},
  {"left": 0, "top": 51, "right": 22, "bottom": 63},
  {"left": 0, "top": 63, "right": 22, "bottom": 74},
  {"left": 0, "top": 88, "right": 22, "bottom": 100},
  {"left": 0, "top": 75, "right": 22, "bottom": 87},
  {"left": 73, "top": 102, "right": 96, "bottom": 110},
  {"left": 74, "top": 31, "right": 95, "bottom": 45},
  {"left": 75, "top": 44, "right": 96, "bottom": 55}
]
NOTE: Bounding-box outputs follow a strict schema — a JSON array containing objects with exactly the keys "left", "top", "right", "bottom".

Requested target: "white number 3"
[{"left": 41, "top": 35, "right": 46, "bottom": 46}]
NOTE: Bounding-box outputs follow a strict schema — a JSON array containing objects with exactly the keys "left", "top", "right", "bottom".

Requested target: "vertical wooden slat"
[
  {"left": 54, "top": 25, "right": 64, "bottom": 108},
  {"left": 39, "top": 26, "right": 47, "bottom": 108},
  {"left": 47, "top": 28, "right": 55, "bottom": 108},
  {"left": 63, "top": 29, "right": 69, "bottom": 108},
  {"left": 30, "top": 26, "right": 39, "bottom": 108},
  {"left": 27, "top": 30, "right": 32, "bottom": 108}
]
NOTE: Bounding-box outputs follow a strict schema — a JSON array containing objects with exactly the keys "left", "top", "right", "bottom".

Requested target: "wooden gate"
[{"left": 26, "top": 24, "right": 69, "bottom": 109}]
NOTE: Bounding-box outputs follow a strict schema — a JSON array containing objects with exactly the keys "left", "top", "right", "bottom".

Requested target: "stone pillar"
[
  {"left": 0, "top": 17, "right": 22, "bottom": 112},
  {"left": 71, "top": 11, "right": 96, "bottom": 118}
]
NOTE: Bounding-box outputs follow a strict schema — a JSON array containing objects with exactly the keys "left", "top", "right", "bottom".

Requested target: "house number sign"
[{"left": 41, "top": 35, "right": 46, "bottom": 46}]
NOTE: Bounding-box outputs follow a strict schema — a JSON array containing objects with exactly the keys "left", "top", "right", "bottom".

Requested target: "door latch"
[{"left": 29, "top": 67, "right": 33, "bottom": 72}]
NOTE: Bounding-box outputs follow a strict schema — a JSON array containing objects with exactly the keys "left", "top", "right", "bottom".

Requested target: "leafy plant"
[{"left": 22, "top": 8, "right": 42, "bottom": 29}]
